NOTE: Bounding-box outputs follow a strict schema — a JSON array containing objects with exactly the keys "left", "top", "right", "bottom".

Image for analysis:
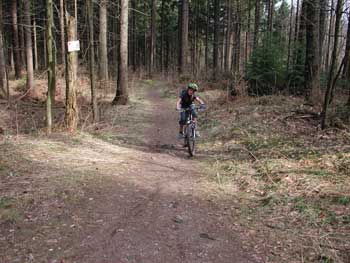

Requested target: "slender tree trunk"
[
  {"left": 179, "top": 0, "right": 189, "bottom": 75},
  {"left": 160, "top": 0, "right": 165, "bottom": 73},
  {"left": 88, "top": 0, "right": 98, "bottom": 122},
  {"left": 253, "top": 0, "right": 260, "bottom": 50},
  {"left": 325, "top": 0, "right": 334, "bottom": 72},
  {"left": 0, "top": 0, "right": 8, "bottom": 99},
  {"left": 60, "top": 0, "right": 65, "bottom": 65},
  {"left": 342, "top": 12, "right": 350, "bottom": 78},
  {"left": 24, "top": 0, "right": 34, "bottom": 92},
  {"left": 245, "top": 0, "right": 251, "bottom": 68},
  {"left": 319, "top": 0, "right": 327, "bottom": 65},
  {"left": 99, "top": 0, "right": 108, "bottom": 81},
  {"left": 113, "top": 0, "right": 128, "bottom": 105},
  {"left": 131, "top": 0, "right": 137, "bottom": 72},
  {"left": 321, "top": 0, "right": 343, "bottom": 129},
  {"left": 33, "top": 18, "right": 39, "bottom": 71},
  {"left": 65, "top": 15, "right": 79, "bottom": 131},
  {"left": 213, "top": 0, "right": 220, "bottom": 79},
  {"left": 304, "top": 0, "right": 320, "bottom": 101},
  {"left": 294, "top": 0, "right": 307, "bottom": 74},
  {"left": 224, "top": 0, "right": 232, "bottom": 72},
  {"left": 46, "top": 0, "right": 56, "bottom": 133},
  {"left": 12, "top": 0, "right": 22, "bottom": 79},
  {"left": 286, "top": 0, "right": 294, "bottom": 71},
  {"left": 149, "top": 0, "right": 156, "bottom": 76},
  {"left": 205, "top": 0, "right": 210, "bottom": 72},
  {"left": 292, "top": 0, "right": 299, "bottom": 65}
]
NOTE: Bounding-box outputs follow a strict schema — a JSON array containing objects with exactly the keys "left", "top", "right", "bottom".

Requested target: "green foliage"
[{"left": 247, "top": 36, "right": 286, "bottom": 95}]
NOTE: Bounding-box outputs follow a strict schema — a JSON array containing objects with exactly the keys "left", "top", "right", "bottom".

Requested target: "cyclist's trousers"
[{"left": 179, "top": 109, "right": 197, "bottom": 125}]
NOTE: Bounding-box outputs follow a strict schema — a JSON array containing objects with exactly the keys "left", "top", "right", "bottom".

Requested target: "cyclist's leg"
[{"left": 178, "top": 111, "right": 186, "bottom": 138}]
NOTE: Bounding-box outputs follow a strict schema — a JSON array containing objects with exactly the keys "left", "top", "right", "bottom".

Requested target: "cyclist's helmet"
[{"left": 187, "top": 83, "right": 198, "bottom": 92}]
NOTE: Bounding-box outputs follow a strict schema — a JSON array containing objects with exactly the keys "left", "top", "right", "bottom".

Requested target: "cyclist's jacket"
[{"left": 179, "top": 89, "right": 197, "bottom": 108}]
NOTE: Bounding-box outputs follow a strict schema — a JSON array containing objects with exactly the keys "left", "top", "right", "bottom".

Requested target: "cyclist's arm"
[
  {"left": 195, "top": 97, "right": 205, "bottom": 105},
  {"left": 176, "top": 98, "right": 182, "bottom": 110}
]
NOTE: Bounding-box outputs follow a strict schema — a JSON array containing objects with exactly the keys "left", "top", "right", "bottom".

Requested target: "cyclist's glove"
[{"left": 200, "top": 104, "right": 206, "bottom": 110}]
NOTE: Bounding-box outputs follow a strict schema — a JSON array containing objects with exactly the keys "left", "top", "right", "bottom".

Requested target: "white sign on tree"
[{"left": 67, "top": 40, "right": 80, "bottom": 52}]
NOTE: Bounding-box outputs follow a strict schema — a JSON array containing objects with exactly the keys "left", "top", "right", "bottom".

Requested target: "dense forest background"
[
  {"left": 0, "top": 0, "right": 349, "bottom": 130},
  {"left": 1, "top": 1, "right": 350, "bottom": 262}
]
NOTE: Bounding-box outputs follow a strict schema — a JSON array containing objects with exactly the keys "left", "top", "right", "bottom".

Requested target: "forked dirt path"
[
  {"left": 0, "top": 83, "right": 260, "bottom": 262},
  {"left": 68, "top": 86, "right": 258, "bottom": 263}
]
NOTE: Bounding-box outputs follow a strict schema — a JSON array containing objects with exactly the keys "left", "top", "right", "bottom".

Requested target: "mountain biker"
[{"left": 176, "top": 83, "right": 206, "bottom": 139}]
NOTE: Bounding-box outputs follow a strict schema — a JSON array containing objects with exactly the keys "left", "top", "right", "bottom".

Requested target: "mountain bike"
[{"left": 179, "top": 105, "right": 204, "bottom": 157}]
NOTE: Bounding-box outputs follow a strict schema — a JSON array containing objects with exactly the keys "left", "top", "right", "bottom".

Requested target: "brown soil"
[{"left": 0, "top": 83, "right": 260, "bottom": 262}]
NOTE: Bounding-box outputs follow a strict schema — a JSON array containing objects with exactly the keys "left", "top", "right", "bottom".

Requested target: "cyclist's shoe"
[{"left": 177, "top": 132, "right": 184, "bottom": 140}]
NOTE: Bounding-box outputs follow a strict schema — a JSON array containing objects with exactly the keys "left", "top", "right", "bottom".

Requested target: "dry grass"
[{"left": 199, "top": 90, "right": 350, "bottom": 262}]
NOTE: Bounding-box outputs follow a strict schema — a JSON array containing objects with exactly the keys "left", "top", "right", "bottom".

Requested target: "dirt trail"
[
  {"left": 0, "top": 84, "right": 260, "bottom": 262},
  {"left": 67, "top": 86, "right": 258, "bottom": 263}
]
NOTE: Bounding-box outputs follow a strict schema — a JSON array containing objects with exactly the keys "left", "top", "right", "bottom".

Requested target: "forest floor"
[{"left": 0, "top": 77, "right": 350, "bottom": 262}]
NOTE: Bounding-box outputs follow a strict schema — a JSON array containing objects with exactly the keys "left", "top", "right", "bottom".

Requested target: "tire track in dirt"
[{"left": 70, "top": 84, "right": 259, "bottom": 263}]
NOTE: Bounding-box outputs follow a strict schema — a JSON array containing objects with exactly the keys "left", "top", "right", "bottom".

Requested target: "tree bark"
[
  {"left": 113, "top": 0, "right": 128, "bottom": 105},
  {"left": 99, "top": 0, "right": 108, "bottom": 81},
  {"left": 325, "top": 0, "right": 334, "bottom": 72},
  {"left": 179, "top": 0, "right": 189, "bottom": 75},
  {"left": 65, "top": 15, "right": 79, "bottom": 131},
  {"left": 205, "top": 0, "right": 210, "bottom": 72},
  {"left": 23, "top": 0, "right": 34, "bottom": 92},
  {"left": 213, "top": 0, "right": 220, "bottom": 79},
  {"left": 46, "top": 0, "right": 56, "bottom": 133},
  {"left": 149, "top": 0, "right": 156, "bottom": 76},
  {"left": 304, "top": 0, "right": 320, "bottom": 101},
  {"left": 286, "top": 0, "right": 294, "bottom": 71},
  {"left": 321, "top": 0, "right": 343, "bottom": 129},
  {"left": 224, "top": 0, "right": 232, "bottom": 73},
  {"left": 88, "top": 0, "right": 98, "bottom": 122},
  {"left": 60, "top": 0, "right": 66, "bottom": 65},
  {"left": 253, "top": 0, "right": 260, "bottom": 50},
  {"left": 342, "top": 12, "right": 350, "bottom": 78},
  {"left": 0, "top": 0, "right": 8, "bottom": 99},
  {"left": 33, "top": 18, "right": 39, "bottom": 70},
  {"left": 11, "top": 0, "right": 22, "bottom": 79}
]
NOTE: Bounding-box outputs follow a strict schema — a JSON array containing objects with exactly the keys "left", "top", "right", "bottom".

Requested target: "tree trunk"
[
  {"left": 99, "top": 0, "right": 108, "bottom": 81},
  {"left": 46, "top": 0, "right": 56, "bottom": 133},
  {"left": 213, "top": 0, "right": 220, "bottom": 79},
  {"left": 65, "top": 15, "right": 79, "bottom": 131},
  {"left": 286, "top": 0, "right": 294, "bottom": 71},
  {"left": 325, "top": 0, "right": 334, "bottom": 72},
  {"left": 179, "top": 0, "right": 189, "bottom": 75},
  {"left": 23, "top": 0, "right": 34, "bottom": 92},
  {"left": 342, "top": 12, "right": 350, "bottom": 78},
  {"left": 131, "top": 0, "right": 137, "bottom": 72},
  {"left": 294, "top": 0, "right": 307, "bottom": 72},
  {"left": 205, "top": 0, "right": 210, "bottom": 72},
  {"left": 149, "top": 0, "right": 156, "bottom": 76},
  {"left": 319, "top": 0, "right": 327, "bottom": 65},
  {"left": 224, "top": 0, "right": 232, "bottom": 73},
  {"left": 88, "top": 0, "right": 98, "bottom": 122},
  {"left": 11, "top": 0, "right": 21, "bottom": 79},
  {"left": 321, "top": 0, "right": 343, "bottom": 129},
  {"left": 60, "top": 0, "right": 65, "bottom": 65},
  {"left": 113, "top": 0, "right": 128, "bottom": 105},
  {"left": 245, "top": 0, "right": 251, "bottom": 68},
  {"left": 33, "top": 18, "right": 39, "bottom": 71},
  {"left": 253, "top": 0, "right": 260, "bottom": 50},
  {"left": 304, "top": 0, "right": 320, "bottom": 101},
  {"left": 0, "top": 0, "right": 8, "bottom": 99}
]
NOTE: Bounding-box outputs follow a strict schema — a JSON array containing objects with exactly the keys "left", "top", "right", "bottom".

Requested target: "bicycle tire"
[{"left": 187, "top": 125, "right": 195, "bottom": 156}]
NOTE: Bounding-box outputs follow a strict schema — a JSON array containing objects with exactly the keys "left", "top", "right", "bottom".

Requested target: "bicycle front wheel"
[{"left": 187, "top": 125, "right": 195, "bottom": 156}]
